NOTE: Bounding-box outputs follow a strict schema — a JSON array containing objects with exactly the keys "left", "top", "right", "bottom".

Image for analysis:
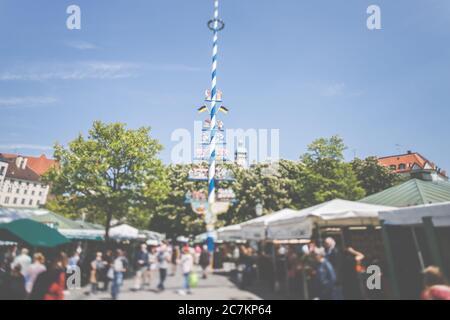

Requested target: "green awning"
[
  {"left": 360, "top": 179, "right": 450, "bottom": 207},
  {"left": 0, "top": 219, "right": 70, "bottom": 248}
]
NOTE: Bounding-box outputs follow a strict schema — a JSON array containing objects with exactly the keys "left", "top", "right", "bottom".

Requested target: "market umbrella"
[{"left": 0, "top": 219, "right": 70, "bottom": 248}]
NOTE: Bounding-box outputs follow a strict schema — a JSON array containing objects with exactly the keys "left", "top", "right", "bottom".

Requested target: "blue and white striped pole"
[{"left": 208, "top": 0, "right": 221, "bottom": 215}]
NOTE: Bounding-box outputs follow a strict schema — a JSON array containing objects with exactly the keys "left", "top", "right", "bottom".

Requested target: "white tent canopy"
[
  {"left": 109, "top": 224, "right": 140, "bottom": 240},
  {"left": 266, "top": 199, "right": 396, "bottom": 240},
  {"left": 379, "top": 201, "right": 450, "bottom": 227},
  {"left": 194, "top": 231, "right": 217, "bottom": 243},
  {"left": 217, "top": 224, "right": 243, "bottom": 242},
  {"left": 240, "top": 209, "right": 302, "bottom": 240}
]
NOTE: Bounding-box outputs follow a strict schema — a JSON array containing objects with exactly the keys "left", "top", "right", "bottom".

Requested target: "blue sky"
[{"left": 1, "top": 0, "right": 449, "bottom": 170}]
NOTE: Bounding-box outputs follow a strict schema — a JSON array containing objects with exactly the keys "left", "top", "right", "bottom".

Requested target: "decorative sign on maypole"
[{"left": 185, "top": 0, "right": 235, "bottom": 252}]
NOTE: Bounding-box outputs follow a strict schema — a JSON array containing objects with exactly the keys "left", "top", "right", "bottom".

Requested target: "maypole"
[
  {"left": 208, "top": 0, "right": 222, "bottom": 226},
  {"left": 186, "top": 0, "right": 234, "bottom": 259}
]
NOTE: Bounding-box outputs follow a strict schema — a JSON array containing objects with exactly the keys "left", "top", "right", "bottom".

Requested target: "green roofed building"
[
  {"left": 31, "top": 212, "right": 104, "bottom": 241},
  {"left": 360, "top": 178, "right": 450, "bottom": 207}
]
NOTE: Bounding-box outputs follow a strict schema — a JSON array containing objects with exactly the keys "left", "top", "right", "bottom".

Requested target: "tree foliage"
[
  {"left": 44, "top": 121, "right": 168, "bottom": 240},
  {"left": 351, "top": 156, "right": 402, "bottom": 196},
  {"left": 45, "top": 129, "right": 401, "bottom": 238}
]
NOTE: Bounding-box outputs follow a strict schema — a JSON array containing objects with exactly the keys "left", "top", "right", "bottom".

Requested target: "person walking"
[
  {"left": 179, "top": 245, "right": 194, "bottom": 295},
  {"left": 111, "top": 249, "right": 128, "bottom": 300},
  {"left": 90, "top": 252, "right": 105, "bottom": 295},
  {"left": 170, "top": 245, "right": 180, "bottom": 276},
  {"left": 199, "top": 245, "right": 210, "bottom": 279},
  {"left": 341, "top": 246, "right": 365, "bottom": 299},
  {"left": 133, "top": 244, "right": 150, "bottom": 290},
  {"left": 102, "top": 249, "right": 114, "bottom": 292},
  {"left": 148, "top": 246, "right": 158, "bottom": 287},
  {"left": 3, "top": 264, "right": 27, "bottom": 300},
  {"left": 157, "top": 243, "right": 171, "bottom": 291},
  {"left": 314, "top": 248, "right": 337, "bottom": 300},
  {"left": 26, "top": 253, "right": 46, "bottom": 294},
  {"left": 324, "top": 237, "right": 343, "bottom": 299},
  {"left": 30, "top": 252, "right": 67, "bottom": 300},
  {"left": 12, "top": 248, "right": 31, "bottom": 278}
]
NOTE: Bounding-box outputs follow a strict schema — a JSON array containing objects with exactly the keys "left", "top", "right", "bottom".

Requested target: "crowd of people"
[
  {"left": 213, "top": 236, "right": 450, "bottom": 300},
  {"left": 0, "top": 241, "right": 212, "bottom": 300},
  {"left": 1, "top": 236, "right": 449, "bottom": 300},
  {"left": 0, "top": 246, "right": 68, "bottom": 300}
]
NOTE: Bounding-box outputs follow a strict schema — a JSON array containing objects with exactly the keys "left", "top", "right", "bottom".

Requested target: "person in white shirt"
[
  {"left": 179, "top": 245, "right": 194, "bottom": 295},
  {"left": 157, "top": 243, "right": 171, "bottom": 291},
  {"left": 111, "top": 249, "right": 128, "bottom": 300},
  {"left": 26, "top": 252, "right": 46, "bottom": 294},
  {"left": 12, "top": 248, "right": 31, "bottom": 278}
]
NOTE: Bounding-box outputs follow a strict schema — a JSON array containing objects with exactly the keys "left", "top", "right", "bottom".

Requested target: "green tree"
[
  {"left": 149, "top": 164, "right": 206, "bottom": 238},
  {"left": 223, "top": 161, "right": 293, "bottom": 225},
  {"left": 299, "top": 136, "right": 365, "bottom": 206},
  {"left": 351, "top": 156, "right": 402, "bottom": 196},
  {"left": 44, "top": 121, "right": 168, "bottom": 241}
]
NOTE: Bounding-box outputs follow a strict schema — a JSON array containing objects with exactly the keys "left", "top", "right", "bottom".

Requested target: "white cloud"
[
  {"left": 66, "top": 41, "right": 98, "bottom": 50},
  {"left": 0, "top": 96, "right": 58, "bottom": 108},
  {"left": 321, "top": 83, "right": 346, "bottom": 97},
  {"left": 146, "top": 64, "right": 202, "bottom": 72},
  {"left": 320, "top": 83, "right": 364, "bottom": 98},
  {"left": 0, "top": 61, "right": 140, "bottom": 81},
  {"left": 0, "top": 61, "right": 201, "bottom": 82},
  {"left": 0, "top": 144, "right": 52, "bottom": 151}
]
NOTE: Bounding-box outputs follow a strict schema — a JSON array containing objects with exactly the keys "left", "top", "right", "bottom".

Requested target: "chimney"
[
  {"left": 407, "top": 150, "right": 412, "bottom": 154},
  {"left": 15, "top": 156, "right": 22, "bottom": 168}
]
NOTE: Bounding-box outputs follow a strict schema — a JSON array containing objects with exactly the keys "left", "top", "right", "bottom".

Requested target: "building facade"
[
  {"left": 234, "top": 139, "right": 248, "bottom": 168},
  {"left": 378, "top": 151, "right": 448, "bottom": 181},
  {"left": 0, "top": 153, "right": 56, "bottom": 208}
]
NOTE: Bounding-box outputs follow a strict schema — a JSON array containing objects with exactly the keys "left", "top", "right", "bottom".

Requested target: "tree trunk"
[{"left": 105, "top": 212, "right": 113, "bottom": 243}]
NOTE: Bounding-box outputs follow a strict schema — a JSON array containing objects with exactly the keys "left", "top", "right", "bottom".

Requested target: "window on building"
[
  {"left": 398, "top": 163, "right": 406, "bottom": 170},
  {"left": 4, "top": 197, "right": 9, "bottom": 204},
  {"left": 31, "top": 190, "right": 35, "bottom": 196},
  {"left": 13, "top": 198, "right": 17, "bottom": 204},
  {"left": 389, "top": 165, "right": 397, "bottom": 170},
  {"left": 0, "top": 166, "right": 5, "bottom": 176},
  {"left": 16, "top": 188, "right": 20, "bottom": 194},
  {"left": 24, "top": 190, "right": 27, "bottom": 195},
  {"left": 29, "top": 199, "right": 33, "bottom": 206},
  {"left": 36, "top": 200, "right": 40, "bottom": 206},
  {"left": 7, "top": 187, "right": 12, "bottom": 193},
  {"left": 39, "top": 191, "right": 42, "bottom": 196},
  {"left": 21, "top": 198, "right": 25, "bottom": 205}
]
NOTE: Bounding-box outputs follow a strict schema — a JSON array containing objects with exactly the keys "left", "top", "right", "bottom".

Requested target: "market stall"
[
  {"left": 267, "top": 199, "right": 395, "bottom": 240},
  {"left": 217, "top": 224, "right": 243, "bottom": 242},
  {"left": 379, "top": 202, "right": 450, "bottom": 299},
  {"left": 240, "top": 209, "right": 302, "bottom": 240}
]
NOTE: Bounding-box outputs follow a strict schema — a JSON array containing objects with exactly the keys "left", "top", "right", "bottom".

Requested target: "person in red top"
[{"left": 421, "top": 266, "right": 450, "bottom": 300}]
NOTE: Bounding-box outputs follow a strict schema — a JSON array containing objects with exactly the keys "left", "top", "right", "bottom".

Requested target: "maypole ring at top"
[{"left": 207, "top": 19, "right": 225, "bottom": 31}]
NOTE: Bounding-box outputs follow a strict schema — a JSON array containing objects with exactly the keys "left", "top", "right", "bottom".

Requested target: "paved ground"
[{"left": 66, "top": 267, "right": 263, "bottom": 300}]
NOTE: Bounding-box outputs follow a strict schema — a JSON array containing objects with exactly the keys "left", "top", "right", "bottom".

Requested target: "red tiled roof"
[
  {"left": 26, "top": 154, "right": 56, "bottom": 175},
  {"left": 378, "top": 152, "right": 447, "bottom": 178},
  {"left": 3, "top": 160, "right": 41, "bottom": 181},
  {"left": 0, "top": 153, "right": 56, "bottom": 180},
  {"left": 378, "top": 153, "right": 429, "bottom": 172}
]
